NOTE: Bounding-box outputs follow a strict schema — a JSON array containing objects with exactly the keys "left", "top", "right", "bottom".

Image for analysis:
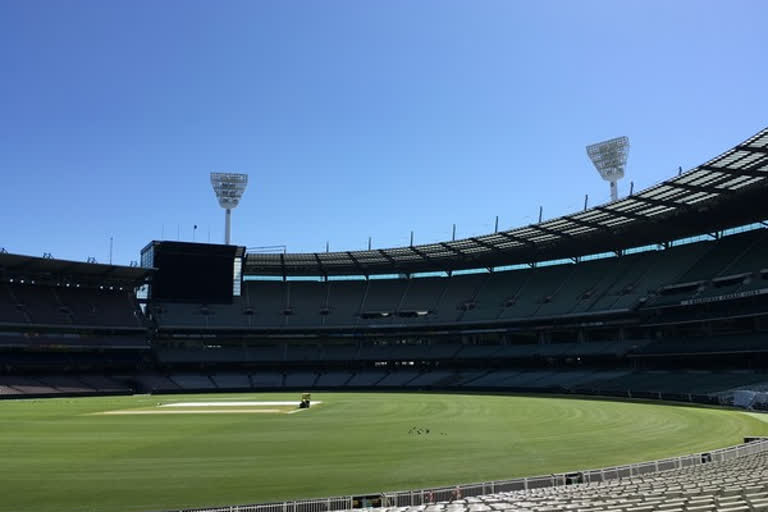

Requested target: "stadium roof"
[
  {"left": 246, "top": 127, "right": 768, "bottom": 277},
  {"left": 0, "top": 253, "right": 153, "bottom": 286}
]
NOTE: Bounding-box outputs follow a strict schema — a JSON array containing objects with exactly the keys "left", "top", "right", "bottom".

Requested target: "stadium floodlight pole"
[
  {"left": 587, "top": 136, "right": 629, "bottom": 202},
  {"left": 210, "top": 172, "right": 249, "bottom": 245}
]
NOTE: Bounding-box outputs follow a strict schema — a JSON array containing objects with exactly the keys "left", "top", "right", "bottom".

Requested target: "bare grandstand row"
[
  {"left": 0, "top": 282, "right": 144, "bottom": 328},
  {"left": 153, "top": 335, "right": 768, "bottom": 363},
  {"left": 152, "top": 229, "right": 768, "bottom": 330},
  {"left": 3, "top": 369, "right": 767, "bottom": 406}
]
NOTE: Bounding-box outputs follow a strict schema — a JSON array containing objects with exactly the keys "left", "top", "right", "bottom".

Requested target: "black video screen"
[{"left": 151, "top": 243, "right": 236, "bottom": 303}]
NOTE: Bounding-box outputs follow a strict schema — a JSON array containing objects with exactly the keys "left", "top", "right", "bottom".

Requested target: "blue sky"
[{"left": 1, "top": 1, "right": 766, "bottom": 265}]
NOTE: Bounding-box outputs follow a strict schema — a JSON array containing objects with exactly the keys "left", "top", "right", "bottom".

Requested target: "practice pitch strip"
[{"left": 93, "top": 400, "right": 323, "bottom": 415}]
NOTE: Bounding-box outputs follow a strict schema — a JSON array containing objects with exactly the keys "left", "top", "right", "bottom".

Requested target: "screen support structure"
[{"left": 210, "top": 173, "right": 249, "bottom": 245}]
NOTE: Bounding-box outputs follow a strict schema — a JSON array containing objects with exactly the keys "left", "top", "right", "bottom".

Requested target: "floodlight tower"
[
  {"left": 587, "top": 136, "right": 630, "bottom": 202},
  {"left": 210, "top": 172, "right": 248, "bottom": 245}
]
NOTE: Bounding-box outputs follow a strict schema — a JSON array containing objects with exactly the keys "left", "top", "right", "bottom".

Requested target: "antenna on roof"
[{"left": 587, "top": 136, "right": 630, "bottom": 202}]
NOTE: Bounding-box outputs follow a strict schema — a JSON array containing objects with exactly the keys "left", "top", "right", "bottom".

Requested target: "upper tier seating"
[
  {"left": 154, "top": 229, "right": 768, "bottom": 330},
  {"left": 1, "top": 283, "right": 144, "bottom": 328}
]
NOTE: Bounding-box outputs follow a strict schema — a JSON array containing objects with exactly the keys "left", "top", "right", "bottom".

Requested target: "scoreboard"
[{"left": 140, "top": 241, "right": 245, "bottom": 304}]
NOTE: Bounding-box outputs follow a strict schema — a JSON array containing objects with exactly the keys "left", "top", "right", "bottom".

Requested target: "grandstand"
[
  {"left": 0, "top": 253, "right": 150, "bottom": 397},
  {"left": 1, "top": 127, "right": 768, "bottom": 402},
  {"left": 2, "top": 127, "right": 768, "bottom": 512}
]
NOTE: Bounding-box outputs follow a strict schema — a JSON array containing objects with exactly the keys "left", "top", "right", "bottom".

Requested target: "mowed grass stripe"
[{"left": 0, "top": 392, "right": 766, "bottom": 512}]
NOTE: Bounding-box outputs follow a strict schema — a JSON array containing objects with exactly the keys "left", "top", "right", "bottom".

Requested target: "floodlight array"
[
  {"left": 210, "top": 172, "right": 249, "bottom": 245},
  {"left": 587, "top": 136, "right": 630, "bottom": 183},
  {"left": 210, "top": 173, "right": 248, "bottom": 209}
]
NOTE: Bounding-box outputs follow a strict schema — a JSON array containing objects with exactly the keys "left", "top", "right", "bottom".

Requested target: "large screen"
[{"left": 148, "top": 242, "right": 240, "bottom": 303}]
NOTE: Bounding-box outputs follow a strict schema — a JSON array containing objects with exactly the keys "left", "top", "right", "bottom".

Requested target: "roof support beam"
[
  {"left": 665, "top": 181, "right": 732, "bottom": 195},
  {"left": 735, "top": 145, "right": 768, "bottom": 154},
  {"left": 313, "top": 253, "right": 326, "bottom": 277},
  {"left": 408, "top": 245, "right": 444, "bottom": 269},
  {"left": 377, "top": 249, "right": 398, "bottom": 266},
  {"left": 439, "top": 242, "right": 467, "bottom": 258},
  {"left": 699, "top": 164, "right": 768, "bottom": 179},
  {"left": 528, "top": 224, "right": 573, "bottom": 240},
  {"left": 563, "top": 216, "right": 613, "bottom": 233},
  {"left": 495, "top": 231, "right": 536, "bottom": 248},
  {"left": 345, "top": 252, "right": 367, "bottom": 276},
  {"left": 629, "top": 195, "right": 684, "bottom": 210},
  {"left": 593, "top": 205, "right": 652, "bottom": 223},
  {"left": 469, "top": 237, "right": 512, "bottom": 256}
]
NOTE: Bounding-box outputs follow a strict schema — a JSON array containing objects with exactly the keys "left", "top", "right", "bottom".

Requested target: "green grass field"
[{"left": 1, "top": 392, "right": 767, "bottom": 512}]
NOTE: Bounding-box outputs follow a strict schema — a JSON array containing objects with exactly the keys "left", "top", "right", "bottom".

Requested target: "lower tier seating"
[
  {"left": 3, "top": 369, "right": 766, "bottom": 400},
  {"left": 364, "top": 446, "right": 768, "bottom": 512}
]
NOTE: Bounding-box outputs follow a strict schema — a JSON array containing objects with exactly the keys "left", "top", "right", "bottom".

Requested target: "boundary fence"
[{"left": 173, "top": 437, "right": 768, "bottom": 512}]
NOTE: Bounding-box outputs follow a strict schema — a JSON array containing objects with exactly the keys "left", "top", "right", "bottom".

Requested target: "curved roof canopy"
[{"left": 245, "top": 127, "right": 768, "bottom": 277}]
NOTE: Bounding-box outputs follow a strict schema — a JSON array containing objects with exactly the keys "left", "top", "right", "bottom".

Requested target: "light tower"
[
  {"left": 210, "top": 172, "right": 248, "bottom": 245},
  {"left": 587, "top": 136, "right": 629, "bottom": 202}
]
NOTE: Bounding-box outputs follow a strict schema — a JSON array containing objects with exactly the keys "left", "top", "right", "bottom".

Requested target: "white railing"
[{"left": 171, "top": 438, "right": 768, "bottom": 512}]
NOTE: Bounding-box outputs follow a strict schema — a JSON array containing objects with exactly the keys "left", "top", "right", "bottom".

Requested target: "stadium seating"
[
  {"left": 3, "top": 283, "right": 144, "bottom": 328},
  {"left": 151, "top": 229, "right": 768, "bottom": 330},
  {"left": 249, "top": 372, "right": 284, "bottom": 388},
  {"left": 1, "top": 366, "right": 765, "bottom": 402},
  {"left": 0, "top": 283, "right": 30, "bottom": 324},
  {"left": 284, "top": 371, "right": 318, "bottom": 388},
  {"left": 77, "top": 375, "right": 131, "bottom": 393},
  {"left": 0, "top": 376, "right": 58, "bottom": 395},
  {"left": 398, "top": 276, "right": 448, "bottom": 322},
  {"left": 322, "top": 344, "right": 359, "bottom": 361},
  {"left": 130, "top": 374, "right": 181, "bottom": 393},
  {"left": 170, "top": 374, "right": 217, "bottom": 390},
  {"left": 210, "top": 373, "right": 252, "bottom": 389},
  {"left": 285, "top": 280, "right": 328, "bottom": 327},
  {"left": 37, "top": 375, "right": 97, "bottom": 394},
  {"left": 634, "top": 335, "right": 768, "bottom": 356},
  {"left": 315, "top": 371, "right": 354, "bottom": 387},
  {"left": 5, "top": 225, "right": 768, "bottom": 420},
  {"left": 346, "top": 370, "right": 388, "bottom": 386},
  {"left": 371, "top": 445, "right": 768, "bottom": 512}
]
